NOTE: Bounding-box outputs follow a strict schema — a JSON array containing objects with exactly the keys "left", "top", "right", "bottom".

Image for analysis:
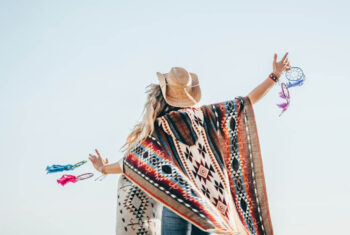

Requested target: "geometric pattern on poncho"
[
  {"left": 116, "top": 175, "right": 162, "bottom": 235},
  {"left": 122, "top": 96, "right": 274, "bottom": 235}
]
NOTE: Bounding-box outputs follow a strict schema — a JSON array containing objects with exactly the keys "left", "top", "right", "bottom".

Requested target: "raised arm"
[
  {"left": 247, "top": 52, "right": 291, "bottom": 105},
  {"left": 89, "top": 149, "right": 123, "bottom": 174}
]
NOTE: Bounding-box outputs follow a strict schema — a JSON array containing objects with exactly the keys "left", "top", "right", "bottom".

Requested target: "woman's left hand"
[
  {"left": 273, "top": 52, "right": 291, "bottom": 78},
  {"left": 89, "top": 149, "right": 109, "bottom": 173}
]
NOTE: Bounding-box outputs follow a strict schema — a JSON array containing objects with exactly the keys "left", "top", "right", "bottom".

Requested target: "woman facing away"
[{"left": 89, "top": 52, "right": 291, "bottom": 235}]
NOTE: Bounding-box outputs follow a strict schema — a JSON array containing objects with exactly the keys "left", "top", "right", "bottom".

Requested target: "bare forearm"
[
  {"left": 101, "top": 161, "right": 123, "bottom": 174},
  {"left": 247, "top": 76, "right": 277, "bottom": 105},
  {"left": 247, "top": 52, "right": 291, "bottom": 105}
]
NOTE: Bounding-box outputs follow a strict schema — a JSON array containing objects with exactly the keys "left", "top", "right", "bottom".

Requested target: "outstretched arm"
[
  {"left": 89, "top": 149, "right": 123, "bottom": 174},
  {"left": 247, "top": 52, "right": 291, "bottom": 105}
]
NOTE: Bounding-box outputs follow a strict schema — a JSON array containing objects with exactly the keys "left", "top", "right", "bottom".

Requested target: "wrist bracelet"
[{"left": 269, "top": 73, "right": 279, "bottom": 83}]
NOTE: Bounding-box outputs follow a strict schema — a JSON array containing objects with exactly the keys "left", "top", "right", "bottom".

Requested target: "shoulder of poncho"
[{"left": 155, "top": 107, "right": 201, "bottom": 124}]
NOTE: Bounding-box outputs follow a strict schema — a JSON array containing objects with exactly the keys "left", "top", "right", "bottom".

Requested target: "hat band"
[
  {"left": 164, "top": 81, "right": 200, "bottom": 88},
  {"left": 183, "top": 87, "right": 199, "bottom": 104}
]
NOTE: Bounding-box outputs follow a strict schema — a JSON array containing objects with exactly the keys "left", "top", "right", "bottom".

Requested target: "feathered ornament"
[
  {"left": 57, "top": 173, "right": 94, "bottom": 186},
  {"left": 276, "top": 102, "right": 290, "bottom": 115},
  {"left": 276, "top": 82, "right": 290, "bottom": 116},
  {"left": 286, "top": 79, "right": 304, "bottom": 88},
  {"left": 276, "top": 66, "right": 305, "bottom": 116},
  {"left": 46, "top": 160, "right": 87, "bottom": 174},
  {"left": 285, "top": 66, "right": 305, "bottom": 89}
]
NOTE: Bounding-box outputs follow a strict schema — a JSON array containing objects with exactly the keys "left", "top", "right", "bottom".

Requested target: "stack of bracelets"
[{"left": 268, "top": 72, "right": 279, "bottom": 83}]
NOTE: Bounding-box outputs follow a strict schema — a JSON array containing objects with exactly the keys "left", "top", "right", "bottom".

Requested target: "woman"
[{"left": 89, "top": 52, "right": 291, "bottom": 235}]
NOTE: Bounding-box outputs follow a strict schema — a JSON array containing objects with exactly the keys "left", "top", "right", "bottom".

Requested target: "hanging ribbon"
[
  {"left": 286, "top": 79, "right": 304, "bottom": 88},
  {"left": 46, "top": 160, "right": 87, "bottom": 174},
  {"left": 276, "top": 102, "right": 290, "bottom": 116},
  {"left": 57, "top": 174, "right": 77, "bottom": 186},
  {"left": 57, "top": 173, "right": 94, "bottom": 186},
  {"left": 94, "top": 174, "right": 108, "bottom": 182},
  {"left": 46, "top": 164, "right": 73, "bottom": 173},
  {"left": 276, "top": 82, "right": 290, "bottom": 116},
  {"left": 279, "top": 90, "right": 287, "bottom": 99},
  {"left": 275, "top": 66, "right": 305, "bottom": 116}
]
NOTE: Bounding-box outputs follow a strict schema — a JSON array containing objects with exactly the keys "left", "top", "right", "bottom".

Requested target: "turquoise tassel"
[
  {"left": 46, "top": 164, "right": 74, "bottom": 174},
  {"left": 46, "top": 160, "right": 87, "bottom": 174}
]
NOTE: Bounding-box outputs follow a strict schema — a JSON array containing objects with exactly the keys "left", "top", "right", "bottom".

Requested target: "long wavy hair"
[{"left": 120, "top": 83, "right": 180, "bottom": 155}]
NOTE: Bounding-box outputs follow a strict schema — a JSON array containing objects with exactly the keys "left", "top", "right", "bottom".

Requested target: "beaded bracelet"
[{"left": 268, "top": 73, "right": 279, "bottom": 83}]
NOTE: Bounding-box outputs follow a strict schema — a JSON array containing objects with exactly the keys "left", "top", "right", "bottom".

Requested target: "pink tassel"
[
  {"left": 276, "top": 102, "right": 290, "bottom": 114},
  {"left": 279, "top": 91, "right": 286, "bottom": 99},
  {"left": 57, "top": 174, "right": 78, "bottom": 186}
]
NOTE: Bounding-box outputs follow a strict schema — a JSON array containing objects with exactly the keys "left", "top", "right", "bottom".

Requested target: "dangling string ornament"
[
  {"left": 286, "top": 79, "right": 304, "bottom": 88},
  {"left": 285, "top": 66, "right": 306, "bottom": 88},
  {"left": 276, "top": 82, "right": 290, "bottom": 116},
  {"left": 57, "top": 173, "right": 94, "bottom": 186},
  {"left": 276, "top": 66, "right": 305, "bottom": 116},
  {"left": 46, "top": 160, "right": 87, "bottom": 174},
  {"left": 94, "top": 174, "right": 108, "bottom": 182}
]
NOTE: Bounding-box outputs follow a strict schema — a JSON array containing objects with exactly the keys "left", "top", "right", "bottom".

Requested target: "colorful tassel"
[
  {"left": 57, "top": 173, "right": 94, "bottom": 186},
  {"left": 275, "top": 66, "right": 305, "bottom": 116},
  {"left": 46, "top": 160, "right": 87, "bottom": 174},
  {"left": 286, "top": 79, "right": 304, "bottom": 88},
  {"left": 46, "top": 164, "right": 73, "bottom": 173},
  {"left": 279, "top": 91, "right": 287, "bottom": 99},
  {"left": 57, "top": 175, "right": 77, "bottom": 186},
  {"left": 277, "top": 102, "right": 290, "bottom": 116}
]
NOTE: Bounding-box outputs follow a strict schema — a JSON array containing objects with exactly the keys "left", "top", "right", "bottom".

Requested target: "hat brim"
[{"left": 157, "top": 71, "right": 201, "bottom": 108}]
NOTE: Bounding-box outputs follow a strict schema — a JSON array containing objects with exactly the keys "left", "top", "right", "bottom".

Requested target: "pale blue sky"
[{"left": 1, "top": 1, "right": 349, "bottom": 234}]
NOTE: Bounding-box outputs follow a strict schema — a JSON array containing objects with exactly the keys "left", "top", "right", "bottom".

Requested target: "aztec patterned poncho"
[{"left": 121, "top": 96, "right": 273, "bottom": 235}]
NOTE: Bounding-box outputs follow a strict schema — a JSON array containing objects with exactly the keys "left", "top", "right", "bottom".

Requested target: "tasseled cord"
[
  {"left": 57, "top": 175, "right": 77, "bottom": 186},
  {"left": 276, "top": 102, "right": 289, "bottom": 113},
  {"left": 46, "top": 160, "right": 87, "bottom": 174},
  {"left": 46, "top": 164, "right": 74, "bottom": 173},
  {"left": 57, "top": 173, "right": 94, "bottom": 186},
  {"left": 277, "top": 91, "right": 290, "bottom": 116},
  {"left": 286, "top": 79, "right": 304, "bottom": 88}
]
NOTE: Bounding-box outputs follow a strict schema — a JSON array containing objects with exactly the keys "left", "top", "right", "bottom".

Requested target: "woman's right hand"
[
  {"left": 273, "top": 52, "right": 291, "bottom": 78},
  {"left": 89, "top": 149, "right": 109, "bottom": 174}
]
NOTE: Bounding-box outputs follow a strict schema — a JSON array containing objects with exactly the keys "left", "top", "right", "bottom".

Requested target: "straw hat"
[{"left": 156, "top": 67, "right": 202, "bottom": 108}]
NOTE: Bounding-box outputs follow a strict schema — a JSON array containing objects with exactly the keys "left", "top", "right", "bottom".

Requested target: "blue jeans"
[{"left": 161, "top": 206, "right": 210, "bottom": 235}]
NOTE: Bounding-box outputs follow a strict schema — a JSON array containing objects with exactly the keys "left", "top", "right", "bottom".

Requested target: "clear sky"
[{"left": 1, "top": 0, "right": 349, "bottom": 234}]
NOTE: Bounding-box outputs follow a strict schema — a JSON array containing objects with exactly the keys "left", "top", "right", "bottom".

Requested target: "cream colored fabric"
[{"left": 116, "top": 175, "right": 163, "bottom": 235}]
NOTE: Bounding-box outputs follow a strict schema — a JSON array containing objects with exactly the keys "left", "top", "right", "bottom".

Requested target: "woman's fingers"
[
  {"left": 89, "top": 153, "right": 96, "bottom": 159},
  {"left": 281, "top": 52, "right": 289, "bottom": 62},
  {"left": 283, "top": 64, "right": 291, "bottom": 71},
  {"left": 95, "top": 149, "right": 101, "bottom": 158},
  {"left": 273, "top": 53, "right": 277, "bottom": 63},
  {"left": 89, "top": 150, "right": 108, "bottom": 168}
]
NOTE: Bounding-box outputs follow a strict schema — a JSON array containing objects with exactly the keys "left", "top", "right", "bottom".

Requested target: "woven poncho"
[{"left": 121, "top": 96, "right": 273, "bottom": 235}]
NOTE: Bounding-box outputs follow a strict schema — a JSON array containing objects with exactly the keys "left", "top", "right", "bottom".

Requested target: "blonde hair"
[{"left": 120, "top": 83, "right": 179, "bottom": 155}]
